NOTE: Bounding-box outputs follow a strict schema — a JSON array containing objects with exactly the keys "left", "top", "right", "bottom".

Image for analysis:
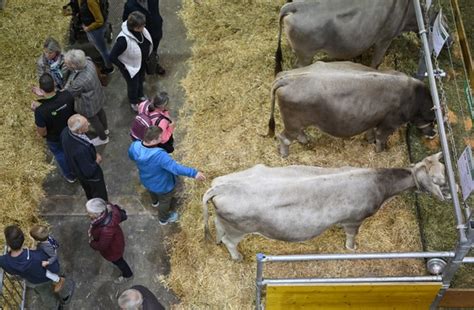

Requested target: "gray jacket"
[
  {"left": 65, "top": 58, "right": 105, "bottom": 117},
  {"left": 37, "top": 241, "right": 58, "bottom": 266},
  {"left": 36, "top": 53, "right": 70, "bottom": 90}
]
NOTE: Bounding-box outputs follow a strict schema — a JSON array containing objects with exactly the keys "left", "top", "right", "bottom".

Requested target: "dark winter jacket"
[
  {"left": 89, "top": 205, "right": 125, "bottom": 262},
  {"left": 131, "top": 285, "right": 165, "bottom": 310},
  {"left": 123, "top": 0, "right": 163, "bottom": 44},
  {"left": 0, "top": 248, "right": 60, "bottom": 284},
  {"left": 61, "top": 128, "right": 100, "bottom": 180}
]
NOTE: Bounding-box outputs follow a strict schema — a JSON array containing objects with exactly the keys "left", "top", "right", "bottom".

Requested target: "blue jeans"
[
  {"left": 85, "top": 25, "right": 112, "bottom": 68},
  {"left": 47, "top": 140, "right": 74, "bottom": 180}
]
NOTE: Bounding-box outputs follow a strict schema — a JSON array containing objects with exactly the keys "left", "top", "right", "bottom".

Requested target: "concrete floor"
[{"left": 27, "top": 0, "right": 190, "bottom": 308}]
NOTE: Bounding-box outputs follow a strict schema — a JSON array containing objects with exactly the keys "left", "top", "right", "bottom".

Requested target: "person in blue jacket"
[
  {"left": 0, "top": 225, "right": 74, "bottom": 308},
  {"left": 128, "top": 126, "right": 205, "bottom": 225}
]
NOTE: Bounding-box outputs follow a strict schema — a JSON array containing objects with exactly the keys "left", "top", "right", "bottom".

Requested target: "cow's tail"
[
  {"left": 275, "top": 4, "right": 291, "bottom": 76},
  {"left": 202, "top": 187, "right": 217, "bottom": 242},
  {"left": 268, "top": 77, "right": 288, "bottom": 137}
]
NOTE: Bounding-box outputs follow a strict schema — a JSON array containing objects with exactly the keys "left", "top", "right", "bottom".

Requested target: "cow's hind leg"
[
  {"left": 214, "top": 216, "right": 225, "bottom": 245},
  {"left": 222, "top": 232, "right": 245, "bottom": 261},
  {"left": 277, "top": 132, "right": 292, "bottom": 157},
  {"left": 342, "top": 222, "right": 362, "bottom": 250}
]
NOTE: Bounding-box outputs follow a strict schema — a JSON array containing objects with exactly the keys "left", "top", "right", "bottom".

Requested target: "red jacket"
[{"left": 89, "top": 205, "right": 125, "bottom": 262}]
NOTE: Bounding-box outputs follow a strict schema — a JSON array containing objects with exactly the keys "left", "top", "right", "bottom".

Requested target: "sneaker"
[
  {"left": 53, "top": 277, "right": 65, "bottom": 293},
  {"left": 114, "top": 275, "right": 133, "bottom": 284},
  {"left": 64, "top": 176, "right": 77, "bottom": 184},
  {"left": 101, "top": 66, "right": 115, "bottom": 75},
  {"left": 104, "top": 129, "right": 110, "bottom": 136},
  {"left": 152, "top": 201, "right": 160, "bottom": 208},
  {"left": 130, "top": 104, "right": 138, "bottom": 112},
  {"left": 91, "top": 137, "right": 109, "bottom": 146},
  {"left": 159, "top": 212, "right": 179, "bottom": 225},
  {"left": 59, "top": 279, "right": 75, "bottom": 305}
]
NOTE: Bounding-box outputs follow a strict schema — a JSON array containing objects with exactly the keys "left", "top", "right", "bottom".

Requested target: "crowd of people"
[{"left": 0, "top": 0, "right": 204, "bottom": 309}]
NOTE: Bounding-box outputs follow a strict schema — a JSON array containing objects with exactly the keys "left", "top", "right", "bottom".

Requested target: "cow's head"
[
  {"left": 413, "top": 84, "right": 437, "bottom": 138},
  {"left": 412, "top": 152, "right": 448, "bottom": 200}
]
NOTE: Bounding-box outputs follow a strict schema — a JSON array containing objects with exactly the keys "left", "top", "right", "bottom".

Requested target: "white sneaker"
[
  {"left": 130, "top": 104, "right": 138, "bottom": 112},
  {"left": 91, "top": 137, "right": 109, "bottom": 146},
  {"left": 114, "top": 275, "right": 133, "bottom": 284}
]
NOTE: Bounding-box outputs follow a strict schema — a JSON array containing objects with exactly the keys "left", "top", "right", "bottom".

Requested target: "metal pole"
[
  {"left": 262, "top": 275, "right": 442, "bottom": 285},
  {"left": 431, "top": 227, "right": 474, "bottom": 308},
  {"left": 262, "top": 251, "right": 455, "bottom": 262},
  {"left": 412, "top": 0, "right": 466, "bottom": 242},
  {"left": 20, "top": 280, "right": 26, "bottom": 310},
  {"left": 255, "top": 253, "right": 265, "bottom": 310}
]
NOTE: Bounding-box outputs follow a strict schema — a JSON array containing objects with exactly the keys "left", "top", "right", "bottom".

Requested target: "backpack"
[{"left": 130, "top": 102, "right": 171, "bottom": 141}]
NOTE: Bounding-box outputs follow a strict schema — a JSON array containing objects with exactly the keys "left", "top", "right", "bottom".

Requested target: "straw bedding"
[
  {"left": 168, "top": 1, "right": 432, "bottom": 308},
  {"left": 0, "top": 0, "right": 69, "bottom": 244}
]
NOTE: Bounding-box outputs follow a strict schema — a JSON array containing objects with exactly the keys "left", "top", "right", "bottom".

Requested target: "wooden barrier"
[
  {"left": 265, "top": 282, "right": 442, "bottom": 309},
  {"left": 439, "top": 288, "right": 474, "bottom": 308}
]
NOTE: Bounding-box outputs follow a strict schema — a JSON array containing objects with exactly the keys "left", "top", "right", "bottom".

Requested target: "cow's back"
[
  {"left": 283, "top": 0, "right": 414, "bottom": 59},
  {"left": 210, "top": 165, "right": 386, "bottom": 241},
  {"left": 275, "top": 61, "right": 420, "bottom": 137}
]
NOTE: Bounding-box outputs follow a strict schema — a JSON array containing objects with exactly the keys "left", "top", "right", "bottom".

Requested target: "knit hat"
[{"left": 86, "top": 198, "right": 107, "bottom": 214}]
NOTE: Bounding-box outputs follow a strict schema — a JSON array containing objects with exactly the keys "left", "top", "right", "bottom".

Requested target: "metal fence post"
[
  {"left": 411, "top": 0, "right": 466, "bottom": 240},
  {"left": 256, "top": 253, "right": 265, "bottom": 310}
]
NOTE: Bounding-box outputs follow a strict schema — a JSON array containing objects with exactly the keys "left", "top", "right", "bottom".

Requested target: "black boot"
[{"left": 155, "top": 63, "right": 166, "bottom": 75}]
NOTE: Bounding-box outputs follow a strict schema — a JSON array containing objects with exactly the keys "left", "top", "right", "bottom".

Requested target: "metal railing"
[
  {"left": 255, "top": 251, "right": 474, "bottom": 309},
  {"left": 0, "top": 246, "right": 26, "bottom": 310}
]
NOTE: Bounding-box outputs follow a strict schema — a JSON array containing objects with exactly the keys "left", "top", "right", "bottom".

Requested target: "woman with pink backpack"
[{"left": 130, "top": 91, "right": 175, "bottom": 153}]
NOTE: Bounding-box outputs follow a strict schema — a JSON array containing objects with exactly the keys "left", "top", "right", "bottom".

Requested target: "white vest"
[{"left": 117, "top": 21, "right": 153, "bottom": 78}]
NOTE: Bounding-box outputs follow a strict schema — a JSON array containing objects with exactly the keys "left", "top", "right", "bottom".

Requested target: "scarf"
[{"left": 47, "top": 55, "right": 64, "bottom": 89}]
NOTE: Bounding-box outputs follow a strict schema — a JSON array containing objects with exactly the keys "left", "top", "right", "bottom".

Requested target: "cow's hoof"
[
  {"left": 231, "top": 254, "right": 243, "bottom": 262},
  {"left": 297, "top": 134, "right": 309, "bottom": 145},
  {"left": 345, "top": 244, "right": 357, "bottom": 251},
  {"left": 375, "top": 144, "right": 385, "bottom": 153},
  {"left": 279, "top": 146, "right": 289, "bottom": 158}
]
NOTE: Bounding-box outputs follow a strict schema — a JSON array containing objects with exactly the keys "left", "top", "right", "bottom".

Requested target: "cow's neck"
[{"left": 381, "top": 168, "right": 415, "bottom": 198}]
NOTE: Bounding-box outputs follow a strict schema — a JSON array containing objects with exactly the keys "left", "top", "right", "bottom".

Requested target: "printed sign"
[
  {"left": 457, "top": 147, "right": 474, "bottom": 201},
  {"left": 431, "top": 10, "right": 450, "bottom": 57}
]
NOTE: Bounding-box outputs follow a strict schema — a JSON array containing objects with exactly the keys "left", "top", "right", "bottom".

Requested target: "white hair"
[
  {"left": 68, "top": 115, "right": 84, "bottom": 133},
  {"left": 64, "top": 49, "right": 86, "bottom": 69},
  {"left": 85, "top": 198, "right": 107, "bottom": 215},
  {"left": 118, "top": 289, "right": 143, "bottom": 310}
]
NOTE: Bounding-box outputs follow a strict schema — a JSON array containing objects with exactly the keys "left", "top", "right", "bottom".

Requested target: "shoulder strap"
[{"left": 154, "top": 113, "right": 172, "bottom": 125}]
